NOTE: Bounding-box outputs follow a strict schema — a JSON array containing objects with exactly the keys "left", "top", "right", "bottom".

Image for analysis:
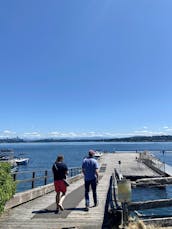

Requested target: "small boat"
[
  {"left": 0, "top": 150, "right": 29, "bottom": 166},
  {"left": 14, "top": 157, "right": 29, "bottom": 165},
  {"left": 94, "top": 151, "right": 103, "bottom": 159},
  {"left": 0, "top": 149, "right": 13, "bottom": 160},
  {"left": 0, "top": 148, "right": 13, "bottom": 153}
]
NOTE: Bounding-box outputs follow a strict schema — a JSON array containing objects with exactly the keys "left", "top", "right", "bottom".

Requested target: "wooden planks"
[
  {"left": 0, "top": 152, "right": 161, "bottom": 229},
  {"left": 113, "top": 152, "right": 161, "bottom": 178}
]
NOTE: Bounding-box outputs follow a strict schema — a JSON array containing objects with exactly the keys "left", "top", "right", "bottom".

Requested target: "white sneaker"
[{"left": 58, "top": 203, "right": 64, "bottom": 211}]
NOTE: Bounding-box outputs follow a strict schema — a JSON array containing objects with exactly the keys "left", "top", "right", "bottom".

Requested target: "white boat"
[
  {"left": 0, "top": 150, "right": 29, "bottom": 166},
  {"left": 15, "top": 157, "right": 29, "bottom": 165},
  {"left": 94, "top": 151, "right": 103, "bottom": 159}
]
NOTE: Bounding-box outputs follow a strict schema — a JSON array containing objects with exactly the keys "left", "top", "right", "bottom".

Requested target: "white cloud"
[
  {"left": 23, "top": 132, "right": 41, "bottom": 138},
  {"left": 163, "top": 126, "right": 169, "bottom": 129},
  {"left": 2, "top": 126, "right": 172, "bottom": 140},
  {"left": 48, "top": 131, "right": 61, "bottom": 136},
  {"left": 0, "top": 130, "right": 17, "bottom": 138},
  {"left": 48, "top": 131, "right": 79, "bottom": 138},
  {"left": 162, "top": 126, "right": 172, "bottom": 132},
  {"left": 3, "top": 130, "right": 16, "bottom": 135}
]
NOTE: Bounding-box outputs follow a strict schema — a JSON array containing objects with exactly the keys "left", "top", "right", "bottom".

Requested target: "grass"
[{"left": 128, "top": 220, "right": 166, "bottom": 229}]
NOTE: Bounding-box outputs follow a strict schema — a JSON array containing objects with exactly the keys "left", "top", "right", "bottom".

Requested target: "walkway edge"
[{"left": 5, "top": 174, "right": 83, "bottom": 210}]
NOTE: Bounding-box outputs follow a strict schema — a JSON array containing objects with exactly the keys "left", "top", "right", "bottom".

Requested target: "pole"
[{"left": 162, "top": 150, "right": 165, "bottom": 173}]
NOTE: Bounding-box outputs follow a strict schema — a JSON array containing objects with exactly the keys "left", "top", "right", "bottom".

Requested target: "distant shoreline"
[{"left": 1, "top": 135, "right": 172, "bottom": 143}]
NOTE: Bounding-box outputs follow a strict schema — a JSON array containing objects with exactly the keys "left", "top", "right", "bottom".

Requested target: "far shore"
[{"left": 1, "top": 135, "right": 172, "bottom": 144}]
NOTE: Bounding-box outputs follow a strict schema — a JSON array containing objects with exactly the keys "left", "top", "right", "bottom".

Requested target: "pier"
[{"left": 0, "top": 152, "right": 171, "bottom": 229}]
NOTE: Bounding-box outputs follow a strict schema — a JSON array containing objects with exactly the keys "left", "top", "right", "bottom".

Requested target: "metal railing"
[{"left": 138, "top": 151, "right": 166, "bottom": 175}]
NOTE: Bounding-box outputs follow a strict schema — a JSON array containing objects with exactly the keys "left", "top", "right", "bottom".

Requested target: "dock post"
[
  {"left": 122, "top": 202, "right": 129, "bottom": 227},
  {"left": 44, "top": 170, "right": 48, "bottom": 185},
  {"left": 32, "top": 172, "right": 35, "bottom": 189},
  {"left": 162, "top": 150, "right": 166, "bottom": 173},
  {"left": 13, "top": 173, "right": 16, "bottom": 181}
]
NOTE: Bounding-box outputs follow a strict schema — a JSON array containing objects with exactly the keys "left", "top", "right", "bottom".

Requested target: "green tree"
[{"left": 0, "top": 162, "right": 16, "bottom": 214}]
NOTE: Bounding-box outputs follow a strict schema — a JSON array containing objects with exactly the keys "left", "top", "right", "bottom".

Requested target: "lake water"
[{"left": 1, "top": 141, "right": 172, "bottom": 217}]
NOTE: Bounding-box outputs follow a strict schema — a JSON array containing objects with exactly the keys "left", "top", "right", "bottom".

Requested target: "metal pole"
[{"left": 32, "top": 171, "right": 35, "bottom": 189}]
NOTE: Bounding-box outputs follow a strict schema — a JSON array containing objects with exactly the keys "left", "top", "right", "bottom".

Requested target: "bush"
[
  {"left": 0, "top": 162, "right": 16, "bottom": 214},
  {"left": 128, "top": 220, "right": 163, "bottom": 229}
]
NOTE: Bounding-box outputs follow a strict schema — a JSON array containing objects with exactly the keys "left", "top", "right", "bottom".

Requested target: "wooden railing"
[{"left": 11, "top": 167, "right": 82, "bottom": 192}]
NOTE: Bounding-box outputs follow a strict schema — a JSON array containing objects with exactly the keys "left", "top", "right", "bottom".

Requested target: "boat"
[
  {"left": 14, "top": 153, "right": 29, "bottom": 165},
  {"left": 14, "top": 157, "right": 29, "bottom": 165},
  {"left": 0, "top": 154, "right": 18, "bottom": 168},
  {"left": 0, "top": 148, "right": 13, "bottom": 153},
  {"left": 0, "top": 149, "right": 13, "bottom": 160},
  {"left": 0, "top": 150, "right": 29, "bottom": 166},
  {"left": 94, "top": 151, "right": 104, "bottom": 159}
]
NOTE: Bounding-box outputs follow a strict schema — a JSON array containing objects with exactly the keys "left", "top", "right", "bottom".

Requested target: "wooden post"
[
  {"left": 122, "top": 202, "right": 129, "bottom": 227},
  {"left": 13, "top": 173, "right": 16, "bottom": 181},
  {"left": 71, "top": 168, "right": 74, "bottom": 177},
  {"left": 32, "top": 172, "right": 35, "bottom": 189},
  {"left": 44, "top": 170, "right": 48, "bottom": 185}
]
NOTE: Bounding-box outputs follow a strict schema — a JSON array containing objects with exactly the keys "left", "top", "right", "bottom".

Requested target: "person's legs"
[
  {"left": 85, "top": 180, "right": 90, "bottom": 209},
  {"left": 54, "top": 180, "right": 66, "bottom": 211},
  {"left": 91, "top": 179, "right": 98, "bottom": 206},
  {"left": 56, "top": 192, "right": 60, "bottom": 210},
  {"left": 58, "top": 192, "right": 66, "bottom": 210}
]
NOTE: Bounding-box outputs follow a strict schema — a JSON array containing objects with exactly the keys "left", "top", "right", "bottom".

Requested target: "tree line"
[{"left": 1, "top": 135, "right": 172, "bottom": 143}]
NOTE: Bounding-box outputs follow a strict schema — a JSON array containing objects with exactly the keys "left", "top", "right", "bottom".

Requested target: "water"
[
  {"left": 1, "top": 141, "right": 172, "bottom": 217},
  {"left": 2, "top": 141, "right": 172, "bottom": 171}
]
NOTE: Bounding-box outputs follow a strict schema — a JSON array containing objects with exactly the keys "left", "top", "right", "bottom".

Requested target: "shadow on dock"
[{"left": 32, "top": 185, "right": 85, "bottom": 219}]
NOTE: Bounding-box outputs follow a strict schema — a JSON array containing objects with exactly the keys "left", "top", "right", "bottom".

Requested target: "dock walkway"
[{"left": 0, "top": 153, "right": 161, "bottom": 229}]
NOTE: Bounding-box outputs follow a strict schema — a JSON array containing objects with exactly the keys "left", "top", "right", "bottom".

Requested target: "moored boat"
[
  {"left": 94, "top": 151, "right": 103, "bottom": 159},
  {"left": 14, "top": 157, "right": 29, "bottom": 165},
  {"left": 0, "top": 150, "right": 30, "bottom": 166}
]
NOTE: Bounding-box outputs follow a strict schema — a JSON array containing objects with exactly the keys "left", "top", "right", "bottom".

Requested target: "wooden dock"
[{"left": 0, "top": 152, "right": 165, "bottom": 229}]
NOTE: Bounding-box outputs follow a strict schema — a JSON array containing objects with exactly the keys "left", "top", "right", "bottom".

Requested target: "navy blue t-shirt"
[{"left": 52, "top": 162, "right": 68, "bottom": 181}]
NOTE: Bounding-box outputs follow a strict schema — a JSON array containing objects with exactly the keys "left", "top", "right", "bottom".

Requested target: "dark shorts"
[{"left": 54, "top": 180, "right": 66, "bottom": 193}]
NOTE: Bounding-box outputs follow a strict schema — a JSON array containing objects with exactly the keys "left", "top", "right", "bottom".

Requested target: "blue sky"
[{"left": 0, "top": 0, "right": 172, "bottom": 139}]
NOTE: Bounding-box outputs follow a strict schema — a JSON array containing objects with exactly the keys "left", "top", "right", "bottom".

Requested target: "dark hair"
[
  {"left": 56, "top": 155, "right": 64, "bottom": 162},
  {"left": 88, "top": 149, "right": 95, "bottom": 157}
]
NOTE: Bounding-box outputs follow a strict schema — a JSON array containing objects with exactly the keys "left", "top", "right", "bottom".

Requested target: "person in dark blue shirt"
[
  {"left": 82, "top": 150, "right": 99, "bottom": 211},
  {"left": 52, "top": 155, "right": 68, "bottom": 212}
]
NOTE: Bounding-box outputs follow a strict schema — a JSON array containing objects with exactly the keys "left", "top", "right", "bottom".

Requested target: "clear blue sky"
[{"left": 0, "top": 0, "right": 172, "bottom": 139}]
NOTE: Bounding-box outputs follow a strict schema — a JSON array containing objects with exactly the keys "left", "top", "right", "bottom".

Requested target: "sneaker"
[{"left": 58, "top": 203, "right": 64, "bottom": 211}]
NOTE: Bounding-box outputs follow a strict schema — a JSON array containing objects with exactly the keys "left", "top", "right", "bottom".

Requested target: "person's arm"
[
  {"left": 95, "top": 160, "right": 99, "bottom": 183},
  {"left": 65, "top": 165, "right": 69, "bottom": 176},
  {"left": 95, "top": 169, "right": 99, "bottom": 183},
  {"left": 82, "top": 167, "right": 85, "bottom": 175},
  {"left": 82, "top": 161, "right": 85, "bottom": 175}
]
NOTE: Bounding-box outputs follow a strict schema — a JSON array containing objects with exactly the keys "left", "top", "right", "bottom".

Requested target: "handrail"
[
  {"left": 11, "top": 166, "right": 82, "bottom": 175},
  {"left": 11, "top": 167, "right": 82, "bottom": 192}
]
